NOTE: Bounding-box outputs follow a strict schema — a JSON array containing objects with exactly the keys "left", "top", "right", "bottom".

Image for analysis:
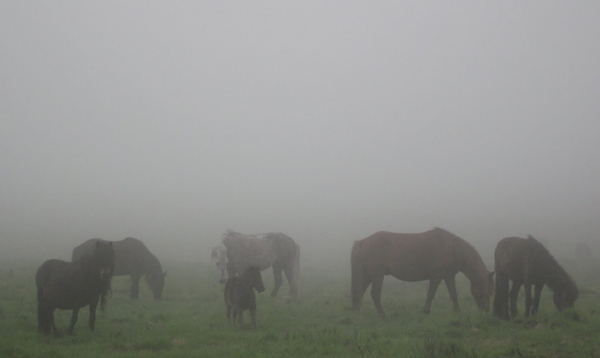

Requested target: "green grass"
[{"left": 1, "top": 258, "right": 599, "bottom": 357}]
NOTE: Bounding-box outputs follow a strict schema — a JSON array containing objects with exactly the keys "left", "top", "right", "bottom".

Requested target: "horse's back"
[
  {"left": 36, "top": 259, "right": 69, "bottom": 289},
  {"left": 72, "top": 239, "right": 102, "bottom": 261},
  {"left": 495, "top": 236, "right": 541, "bottom": 282},
  {"left": 36, "top": 259, "right": 85, "bottom": 309},
  {"left": 223, "top": 231, "right": 297, "bottom": 273},
  {"left": 72, "top": 237, "right": 152, "bottom": 276},
  {"left": 356, "top": 229, "right": 462, "bottom": 281}
]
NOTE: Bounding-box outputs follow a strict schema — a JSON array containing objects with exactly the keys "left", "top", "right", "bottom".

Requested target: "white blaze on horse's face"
[{"left": 211, "top": 243, "right": 228, "bottom": 284}]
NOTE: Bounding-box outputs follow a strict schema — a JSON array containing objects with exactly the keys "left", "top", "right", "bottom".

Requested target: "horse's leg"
[
  {"left": 531, "top": 284, "right": 544, "bottom": 316},
  {"left": 443, "top": 275, "right": 461, "bottom": 312},
  {"left": 88, "top": 295, "right": 100, "bottom": 331},
  {"left": 283, "top": 266, "right": 297, "bottom": 299},
  {"left": 352, "top": 275, "right": 372, "bottom": 312},
  {"left": 423, "top": 277, "right": 442, "bottom": 314},
  {"left": 67, "top": 308, "right": 79, "bottom": 335},
  {"left": 130, "top": 274, "right": 141, "bottom": 300},
  {"left": 370, "top": 274, "right": 386, "bottom": 317},
  {"left": 38, "top": 305, "right": 53, "bottom": 335},
  {"left": 49, "top": 308, "right": 58, "bottom": 336},
  {"left": 238, "top": 310, "right": 244, "bottom": 328},
  {"left": 232, "top": 309, "right": 238, "bottom": 328},
  {"left": 509, "top": 281, "right": 521, "bottom": 318},
  {"left": 226, "top": 304, "right": 232, "bottom": 324},
  {"left": 250, "top": 307, "right": 257, "bottom": 329},
  {"left": 493, "top": 271, "right": 509, "bottom": 320},
  {"left": 524, "top": 283, "right": 533, "bottom": 317},
  {"left": 37, "top": 302, "right": 47, "bottom": 333},
  {"left": 271, "top": 262, "right": 283, "bottom": 297}
]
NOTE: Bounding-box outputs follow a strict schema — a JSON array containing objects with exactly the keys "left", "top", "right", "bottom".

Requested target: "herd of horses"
[{"left": 35, "top": 228, "right": 579, "bottom": 334}]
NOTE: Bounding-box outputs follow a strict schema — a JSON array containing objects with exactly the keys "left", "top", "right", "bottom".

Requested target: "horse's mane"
[
  {"left": 144, "top": 252, "right": 163, "bottom": 276},
  {"left": 434, "top": 227, "right": 487, "bottom": 280},
  {"left": 526, "top": 235, "right": 576, "bottom": 292}
]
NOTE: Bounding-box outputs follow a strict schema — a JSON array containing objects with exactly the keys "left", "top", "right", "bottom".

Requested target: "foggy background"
[{"left": 1, "top": 2, "right": 599, "bottom": 266}]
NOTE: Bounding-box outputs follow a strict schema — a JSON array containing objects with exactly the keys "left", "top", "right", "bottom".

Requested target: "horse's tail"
[
  {"left": 292, "top": 241, "right": 300, "bottom": 298},
  {"left": 351, "top": 240, "right": 367, "bottom": 311}
]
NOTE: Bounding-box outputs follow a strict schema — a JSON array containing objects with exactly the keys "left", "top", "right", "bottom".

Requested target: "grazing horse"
[
  {"left": 212, "top": 230, "right": 300, "bottom": 298},
  {"left": 224, "top": 266, "right": 266, "bottom": 328},
  {"left": 493, "top": 236, "right": 579, "bottom": 320},
  {"left": 36, "top": 241, "right": 115, "bottom": 335},
  {"left": 351, "top": 228, "right": 494, "bottom": 317},
  {"left": 72, "top": 237, "right": 166, "bottom": 300}
]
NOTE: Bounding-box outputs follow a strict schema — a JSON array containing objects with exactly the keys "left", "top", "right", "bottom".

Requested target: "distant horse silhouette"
[
  {"left": 493, "top": 236, "right": 578, "bottom": 320},
  {"left": 72, "top": 237, "right": 166, "bottom": 300},
  {"left": 36, "top": 241, "right": 115, "bottom": 335},
  {"left": 212, "top": 230, "right": 300, "bottom": 298},
  {"left": 224, "top": 266, "right": 266, "bottom": 328},
  {"left": 351, "top": 228, "right": 494, "bottom": 317}
]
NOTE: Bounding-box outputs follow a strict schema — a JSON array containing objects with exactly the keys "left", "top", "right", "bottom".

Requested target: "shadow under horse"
[
  {"left": 351, "top": 228, "right": 495, "bottom": 317},
  {"left": 212, "top": 230, "right": 300, "bottom": 298},
  {"left": 36, "top": 240, "right": 115, "bottom": 335},
  {"left": 493, "top": 236, "right": 579, "bottom": 320},
  {"left": 72, "top": 237, "right": 166, "bottom": 300}
]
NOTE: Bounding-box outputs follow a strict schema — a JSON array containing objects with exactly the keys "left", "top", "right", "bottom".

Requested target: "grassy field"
[{"left": 1, "top": 257, "right": 599, "bottom": 358}]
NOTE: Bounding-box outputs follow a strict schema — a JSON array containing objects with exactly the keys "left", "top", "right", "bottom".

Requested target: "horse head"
[
  {"left": 471, "top": 271, "right": 495, "bottom": 312},
  {"left": 148, "top": 271, "right": 167, "bottom": 300},
  {"left": 553, "top": 280, "right": 579, "bottom": 311},
  {"left": 212, "top": 243, "right": 228, "bottom": 284}
]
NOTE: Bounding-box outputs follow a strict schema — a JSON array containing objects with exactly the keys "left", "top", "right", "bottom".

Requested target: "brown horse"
[
  {"left": 72, "top": 237, "right": 166, "bottom": 300},
  {"left": 493, "top": 236, "right": 579, "bottom": 320},
  {"left": 351, "top": 228, "right": 494, "bottom": 317}
]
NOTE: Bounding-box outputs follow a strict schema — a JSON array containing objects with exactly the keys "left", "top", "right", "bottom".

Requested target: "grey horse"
[{"left": 212, "top": 230, "right": 300, "bottom": 298}]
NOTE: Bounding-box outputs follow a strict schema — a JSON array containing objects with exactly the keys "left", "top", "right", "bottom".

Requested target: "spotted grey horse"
[{"left": 212, "top": 230, "right": 300, "bottom": 298}]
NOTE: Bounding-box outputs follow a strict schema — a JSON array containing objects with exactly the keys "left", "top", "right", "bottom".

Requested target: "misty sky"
[{"left": 1, "top": 2, "right": 599, "bottom": 262}]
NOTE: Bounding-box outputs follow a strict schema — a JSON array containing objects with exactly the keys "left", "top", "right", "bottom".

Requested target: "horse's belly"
[{"left": 389, "top": 271, "right": 430, "bottom": 282}]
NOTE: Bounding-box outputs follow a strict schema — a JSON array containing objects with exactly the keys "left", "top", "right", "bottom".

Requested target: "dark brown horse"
[
  {"left": 493, "top": 236, "right": 579, "bottom": 320},
  {"left": 212, "top": 230, "right": 300, "bottom": 298},
  {"left": 72, "top": 237, "right": 166, "bottom": 300},
  {"left": 36, "top": 241, "right": 115, "bottom": 335},
  {"left": 351, "top": 228, "right": 494, "bottom": 317},
  {"left": 224, "top": 266, "right": 266, "bottom": 329}
]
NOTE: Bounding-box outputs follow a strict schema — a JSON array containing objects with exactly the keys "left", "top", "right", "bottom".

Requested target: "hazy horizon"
[{"left": 2, "top": 2, "right": 599, "bottom": 264}]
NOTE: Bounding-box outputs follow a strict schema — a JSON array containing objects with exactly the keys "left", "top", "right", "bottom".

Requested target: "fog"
[{"left": 1, "top": 2, "right": 599, "bottom": 265}]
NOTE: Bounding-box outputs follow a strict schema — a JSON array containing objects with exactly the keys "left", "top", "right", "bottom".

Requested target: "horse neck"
[
  {"left": 455, "top": 240, "right": 487, "bottom": 284},
  {"left": 543, "top": 257, "right": 573, "bottom": 292},
  {"left": 143, "top": 253, "right": 162, "bottom": 275}
]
